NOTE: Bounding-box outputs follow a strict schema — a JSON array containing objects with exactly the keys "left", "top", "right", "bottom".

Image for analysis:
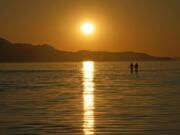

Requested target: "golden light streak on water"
[{"left": 82, "top": 61, "right": 95, "bottom": 135}]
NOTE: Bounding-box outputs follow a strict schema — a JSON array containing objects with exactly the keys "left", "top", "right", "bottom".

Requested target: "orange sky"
[{"left": 0, "top": 0, "right": 179, "bottom": 57}]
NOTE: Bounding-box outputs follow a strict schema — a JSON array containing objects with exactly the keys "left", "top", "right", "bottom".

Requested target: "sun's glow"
[{"left": 81, "top": 22, "right": 95, "bottom": 35}]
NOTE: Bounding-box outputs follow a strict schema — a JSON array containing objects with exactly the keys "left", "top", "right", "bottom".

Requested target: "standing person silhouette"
[
  {"left": 135, "top": 63, "right": 139, "bottom": 73},
  {"left": 129, "top": 63, "right": 134, "bottom": 74}
]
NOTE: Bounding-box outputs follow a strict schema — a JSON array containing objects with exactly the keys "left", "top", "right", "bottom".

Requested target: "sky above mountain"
[{"left": 0, "top": 0, "right": 179, "bottom": 56}]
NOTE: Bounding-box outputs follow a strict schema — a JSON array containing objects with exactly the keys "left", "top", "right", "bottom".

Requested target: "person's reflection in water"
[{"left": 82, "top": 61, "right": 95, "bottom": 135}]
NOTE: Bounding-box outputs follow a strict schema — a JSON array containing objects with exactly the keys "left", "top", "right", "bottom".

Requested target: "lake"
[{"left": 0, "top": 61, "right": 180, "bottom": 135}]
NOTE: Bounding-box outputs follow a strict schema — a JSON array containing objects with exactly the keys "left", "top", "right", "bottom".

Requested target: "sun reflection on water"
[{"left": 83, "top": 61, "right": 95, "bottom": 135}]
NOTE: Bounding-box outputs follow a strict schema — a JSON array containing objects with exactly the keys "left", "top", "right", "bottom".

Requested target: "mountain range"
[{"left": 0, "top": 37, "right": 174, "bottom": 62}]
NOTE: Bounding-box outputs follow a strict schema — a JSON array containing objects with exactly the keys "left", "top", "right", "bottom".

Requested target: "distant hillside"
[
  {"left": 174, "top": 57, "right": 180, "bottom": 61},
  {"left": 0, "top": 37, "right": 174, "bottom": 62}
]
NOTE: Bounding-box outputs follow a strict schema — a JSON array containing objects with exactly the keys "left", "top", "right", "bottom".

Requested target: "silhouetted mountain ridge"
[
  {"left": 175, "top": 57, "right": 180, "bottom": 61},
  {"left": 0, "top": 37, "right": 174, "bottom": 62}
]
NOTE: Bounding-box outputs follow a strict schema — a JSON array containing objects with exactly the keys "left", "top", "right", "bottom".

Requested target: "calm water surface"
[{"left": 0, "top": 62, "right": 180, "bottom": 135}]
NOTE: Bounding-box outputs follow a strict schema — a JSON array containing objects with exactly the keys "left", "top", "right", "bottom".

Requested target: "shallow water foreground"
[{"left": 0, "top": 62, "right": 180, "bottom": 135}]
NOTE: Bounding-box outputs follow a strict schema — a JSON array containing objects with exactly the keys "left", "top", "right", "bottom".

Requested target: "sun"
[{"left": 81, "top": 22, "right": 95, "bottom": 35}]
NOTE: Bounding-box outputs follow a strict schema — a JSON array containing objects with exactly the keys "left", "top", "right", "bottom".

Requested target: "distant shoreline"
[
  {"left": 0, "top": 60, "right": 177, "bottom": 63},
  {"left": 0, "top": 37, "right": 175, "bottom": 62}
]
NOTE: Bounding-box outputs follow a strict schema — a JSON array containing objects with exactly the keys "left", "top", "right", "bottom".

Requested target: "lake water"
[{"left": 0, "top": 61, "right": 180, "bottom": 135}]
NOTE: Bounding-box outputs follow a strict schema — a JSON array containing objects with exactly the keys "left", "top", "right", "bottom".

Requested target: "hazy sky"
[{"left": 0, "top": 0, "right": 179, "bottom": 56}]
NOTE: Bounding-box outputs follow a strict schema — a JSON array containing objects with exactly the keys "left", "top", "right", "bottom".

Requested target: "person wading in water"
[
  {"left": 134, "top": 63, "right": 139, "bottom": 73},
  {"left": 129, "top": 63, "right": 134, "bottom": 74}
]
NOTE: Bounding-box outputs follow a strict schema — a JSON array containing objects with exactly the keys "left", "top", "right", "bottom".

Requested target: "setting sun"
[{"left": 81, "top": 22, "right": 95, "bottom": 35}]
